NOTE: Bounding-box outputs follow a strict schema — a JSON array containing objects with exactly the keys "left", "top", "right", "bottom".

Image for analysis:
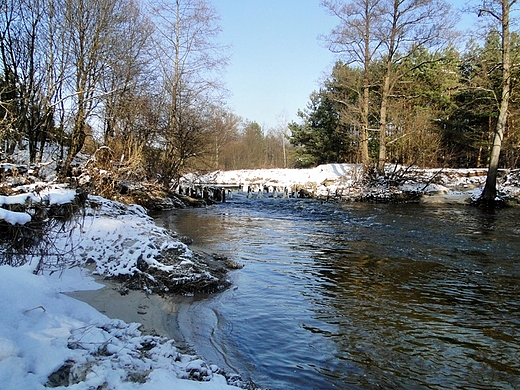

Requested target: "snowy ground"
[
  {"left": 183, "top": 163, "right": 520, "bottom": 204},
  {"left": 0, "top": 264, "right": 249, "bottom": 390},
  {"left": 0, "top": 188, "right": 250, "bottom": 390}
]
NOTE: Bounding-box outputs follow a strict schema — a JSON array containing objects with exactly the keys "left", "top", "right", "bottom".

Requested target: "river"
[{"left": 152, "top": 194, "right": 520, "bottom": 390}]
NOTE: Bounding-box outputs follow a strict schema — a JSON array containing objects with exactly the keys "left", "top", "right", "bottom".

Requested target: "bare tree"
[
  {"left": 101, "top": 0, "right": 153, "bottom": 145},
  {"left": 39, "top": 0, "right": 70, "bottom": 162},
  {"left": 480, "top": 0, "right": 517, "bottom": 205},
  {"left": 241, "top": 121, "right": 266, "bottom": 169},
  {"left": 60, "top": 0, "right": 129, "bottom": 177},
  {"left": 0, "top": 0, "right": 22, "bottom": 155},
  {"left": 375, "top": 0, "right": 456, "bottom": 174},
  {"left": 0, "top": 0, "right": 51, "bottom": 162},
  {"left": 275, "top": 111, "right": 290, "bottom": 168},
  {"left": 207, "top": 107, "right": 240, "bottom": 170},
  {"left": 322, "top": 0, "right": 456, "bottom": 173},
  {"left": 322, "top": 0, "right": 383, "bottom": 165},
  {"left": 149, "top": 0, "right": 229, "bottom": 187},
  {"left": 98, "top": 0, "right": 156, "bottom": 179}
]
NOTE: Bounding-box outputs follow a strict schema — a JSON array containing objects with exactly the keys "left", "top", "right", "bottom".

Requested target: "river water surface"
[{"left": 152, "top": 194, "right": 520, "bottom": 390}]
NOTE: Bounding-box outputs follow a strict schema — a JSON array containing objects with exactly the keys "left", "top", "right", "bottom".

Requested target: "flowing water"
[{"left": 152, "top": 194, "right": 520, "bottom": 390}]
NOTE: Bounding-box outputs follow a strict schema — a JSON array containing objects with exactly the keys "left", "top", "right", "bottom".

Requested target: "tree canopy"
[
  {"left": 290, "top": 1, "right": 520, "bottom": 186},
  {"left": 1, "top": 0, "right": 519, "bottom": 201}
]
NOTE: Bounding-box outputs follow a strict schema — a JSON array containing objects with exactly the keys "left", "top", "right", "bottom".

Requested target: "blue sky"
[
  {"left": 213, "top": 0, "right": 473, "bottom": 131},
  {"left": 214, "top": 0, "right": 338, "bottom": 130}
]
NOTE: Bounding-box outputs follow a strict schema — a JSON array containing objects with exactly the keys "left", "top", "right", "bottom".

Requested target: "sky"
[
  {"left": 213, "top": 0, "right": 338, "bottom": 130},
  {"left": 212, "top": 0, "right": 475, "bottom": 131}
]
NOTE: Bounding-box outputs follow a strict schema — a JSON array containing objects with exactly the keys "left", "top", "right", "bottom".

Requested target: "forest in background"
[
  {"left": 0, "top": 0, "right": 518, "bottom": 203},
  {"left": 290, "top": 37, "right": 520, "bottom": 170}
]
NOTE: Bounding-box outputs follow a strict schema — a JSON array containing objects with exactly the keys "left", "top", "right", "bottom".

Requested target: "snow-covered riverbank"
[
  {"left": 184, "top": 163, "right": 520, "bottom": 204},
  {"left": 0, "top": 190, "right": 252, "bottom": 390},
  {"left": 0, "top": 264, "right": 254, "bottom": 389}
]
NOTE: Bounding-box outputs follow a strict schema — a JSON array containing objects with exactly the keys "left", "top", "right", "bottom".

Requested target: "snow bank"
[
  {"left": 0, "top": 208, "right": 32, "bottom": 225},
  {"left": 0, "top": 265, "right": 242, "bottom": 390},
  {"left": 183, "top": 164, "right": 520, "bottom": 204},
  {"left": 183, "top": 164, "right": 364, "bottom": 198},
  {"left": 210, "top": 164, "right": 359, "bottom": 188},
  {"left": 0, "top": 181, "right": 253, "bottom": 389},
  {"left": 60, "top": 195, "right": 193, "bottom": 276},
  {"left": 0, "top": 192, "right": 230, "bottom": 296},
  {"left": 41, "top": 186, "right": 77, "bottom": 205},
  {"left": 0, "top": 185, "right": 78, "bottom": 226},
  {"left": 0, "top": 192, "right": 39, "bottom": 205}
]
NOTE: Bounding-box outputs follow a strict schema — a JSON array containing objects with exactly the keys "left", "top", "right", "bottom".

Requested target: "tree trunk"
[
  {"left": 377, "top": 71, "right": 391, "bottom": 174},
  {"left": 480, "top": 0, "right": 512, "bottom": 206},
  {"left": 360, "top": 6, "right": 371, "bottom": 167},
  {"left": 360, "top": 81, "right": 370, "bottom": 166},
  {"left": 62, "top": 108, "right": 87, "bottom": 177},
  {"left": 481, "top": 103, "right": 508, "bottom": 203}
]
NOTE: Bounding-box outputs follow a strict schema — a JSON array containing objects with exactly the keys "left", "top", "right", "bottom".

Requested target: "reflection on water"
[{"left": 152, "top": 196, "right": 520, "bottom": 390}]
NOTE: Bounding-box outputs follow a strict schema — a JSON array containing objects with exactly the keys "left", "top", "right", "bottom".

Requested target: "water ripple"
[{"left": 153, "top": 198, "right": 520, "bottom": 390}]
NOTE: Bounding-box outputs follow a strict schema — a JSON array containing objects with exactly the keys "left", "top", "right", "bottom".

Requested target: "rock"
[
  {"left": 180, "top": 236, "right": 193, "bottom": 245},
  {"left": 420, "top": 193, "right": 473, "bottom": 205},
  {"left": 136, "top": 255, "right": 149, "bottom": 271}
]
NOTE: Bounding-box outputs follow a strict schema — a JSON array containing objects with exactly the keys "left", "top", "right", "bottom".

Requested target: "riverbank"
[
  {"left": 0, "top": 190, "right": 254, "bottom": 390},
  {"left": 182, "top": 164, "right": 520, "bottom": 205},
  {"left": 65, "top": 273, "right": 185, "bottom": 343},
  {"left": 66, "top": 274, "right": 243, "bottom": 381}
]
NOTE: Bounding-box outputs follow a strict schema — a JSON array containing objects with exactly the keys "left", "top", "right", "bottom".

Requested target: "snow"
[
  {"left": 183, "top": 164, "right": 520, "bottom": 204},
  {"left": 41, "top": 187, "right": 77, "bottom": 205},
  {"left": 185, "top": 164, "right": 363, "bottom": 196},
  {"left": 0, "top": 211, "right": 244, "bottom": 389},
  {"left": 0, "top": 186, "right": 77, "bottom": 226},
  {"left": 0, "top": 265, "right": 242, "bottom": 390},
  {"left": 61, "top": 195, "right": 199, "bottom": 279},
  {"left": 0, "top": 207, "right": 32, "bottom": 225},
  {"left": 0, "top": 190, "right": 195, "bottom": 277},
  {"left": 0, "top": 180, "right": 246, "bottom": 388},
  {"left": 0, "top": 186, "right": 76, "bottom": 208},
  {"left": 0, "top": 192, "right": 39, "bottom": 205}
]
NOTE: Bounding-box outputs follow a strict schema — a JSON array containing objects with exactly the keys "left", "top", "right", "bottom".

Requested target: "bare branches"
[
  {"left": 0, "top": 0, "right": 234, "bottom": 189},
  {"left": 147, "top": 0, "right": 230, "bottom": 186}
]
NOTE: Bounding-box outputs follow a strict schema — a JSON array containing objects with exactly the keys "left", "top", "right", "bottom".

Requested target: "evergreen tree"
[{"left": 289, "top": 89, "right": 355, "bottom": 167}]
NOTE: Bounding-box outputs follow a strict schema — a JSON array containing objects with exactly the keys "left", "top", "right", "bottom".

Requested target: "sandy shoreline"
[
  {"left": 66, "top": 275, "right": 195, "bottom": 353},
  {"left": 67, "top": 273, "right": 248, "bottom": 385}
]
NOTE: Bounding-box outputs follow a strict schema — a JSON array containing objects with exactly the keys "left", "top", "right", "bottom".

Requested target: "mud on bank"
[{"left": 110, "top": 249, "right": 243, "bottom": 296}]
